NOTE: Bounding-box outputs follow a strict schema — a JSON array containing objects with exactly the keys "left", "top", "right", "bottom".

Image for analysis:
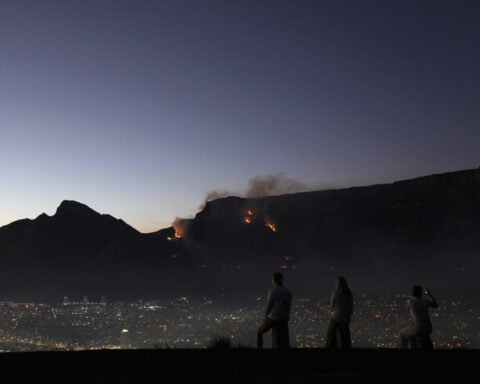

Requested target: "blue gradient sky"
[{"left": 1, "top": 0, "right": 479, "bottom": 232}]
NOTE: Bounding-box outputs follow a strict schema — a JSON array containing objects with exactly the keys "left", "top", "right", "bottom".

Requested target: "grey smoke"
[
  {"left": 199, "top": 173, "right": 309, "bottom": 209},
  {"left": 198, "top": 189, "right": 232, "bottom": 211},
  {"left": 245, "top": 173, "right": 307, "bottom": 198},
  {"left": 196, "top": 173, "right": 335, "bottom": 214},
  {"left": 205, "top": 189, "right": 231, "bottom": 202}
]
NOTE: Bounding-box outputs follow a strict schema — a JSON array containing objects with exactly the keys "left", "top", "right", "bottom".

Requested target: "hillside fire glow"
[
  {"left": 167, "top": 218, "right": 185, "bottom": 240},
  {"left": 264, "top": 220, "right": 277, "bottom": 232},
  {"left": 243, "top": 209, "right": 255, "bottom": 224}
]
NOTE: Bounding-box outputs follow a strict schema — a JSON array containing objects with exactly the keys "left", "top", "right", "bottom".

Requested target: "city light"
[{"left": 0, "top": 295, "right": 477, "bottom": 351}]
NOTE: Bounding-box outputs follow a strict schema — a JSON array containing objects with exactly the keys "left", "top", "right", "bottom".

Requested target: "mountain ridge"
[{"left": 1, "top": 167, "right": 479, "bottom": 302}]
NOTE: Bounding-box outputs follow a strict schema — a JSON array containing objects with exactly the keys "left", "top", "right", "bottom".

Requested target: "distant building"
[{"left": 120, "top": 329, "right": 130, "bottom": 349}]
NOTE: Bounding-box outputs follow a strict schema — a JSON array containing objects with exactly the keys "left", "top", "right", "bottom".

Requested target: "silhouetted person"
[
  {"left": 325, "top": 276, "right": 353, "bottom": 349},
  {"left": 399, "top": 285, "right": 438, "bottom": 349},
  {"left": 256, "top": 272, "right": 292, "bottom": 349}
]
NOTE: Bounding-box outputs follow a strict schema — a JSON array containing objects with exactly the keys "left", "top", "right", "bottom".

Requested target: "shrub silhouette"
[
  {"left": 206, "top": 335, "right": 253, "bottom": 349},
  {"left": 206, "top": 335, "right": 232, "bottom": 349}
]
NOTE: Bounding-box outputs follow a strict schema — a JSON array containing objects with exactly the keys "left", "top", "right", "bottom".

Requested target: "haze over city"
[{"left": 1, "top": 0, "right": 479, "bottom": 232}]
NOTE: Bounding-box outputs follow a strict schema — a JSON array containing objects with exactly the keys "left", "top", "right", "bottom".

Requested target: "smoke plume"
[
  {"left": 245, "top": 173, "right": 307, "bottom": 198},
  {"left": 198, "top": 189, "right": 232, "bottom": 211},
  {"left": 198, "top": 174, "right": 309, "bottom": 211},
  {"left": 205, "top": 189, "right": 231, "bottom": 202}
]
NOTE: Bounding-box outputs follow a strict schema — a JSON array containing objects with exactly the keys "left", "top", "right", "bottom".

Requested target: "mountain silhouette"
[
  {"left": 175, "top": 168, "right": 480, "bottom": 297},
  {"left": 0, "top": 200, "right": 179, "bottom": 301},
  {"left": 1, "top": 168, "right": 479, "bottom": 302}
]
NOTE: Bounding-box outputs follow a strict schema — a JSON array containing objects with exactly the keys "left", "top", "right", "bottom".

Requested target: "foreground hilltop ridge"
[
  {"left": 1, "top": 348, "right": 479, "bottom": 383},
  {"left": 0, "top": 168, "right": 479, "bottom": 301}
]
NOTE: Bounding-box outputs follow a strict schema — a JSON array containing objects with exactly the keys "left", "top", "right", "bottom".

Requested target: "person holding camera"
[{"left": 399, "top": 285, "right": 438, "bottom": 349}]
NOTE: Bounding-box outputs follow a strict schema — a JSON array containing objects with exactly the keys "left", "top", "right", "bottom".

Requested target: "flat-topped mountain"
[
  {"left": 177, "top": 168, "right": 480, "bottom": 296},
  {"left": 1, "top": 168, "right": 479, "bottom": 302}
]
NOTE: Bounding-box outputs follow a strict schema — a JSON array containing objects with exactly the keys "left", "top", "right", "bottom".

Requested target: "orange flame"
[
  {"left": 243, "top": 208, "right": 255, "bottom": 224},
  {"left": 167, "top": 217, "right": 185, "bottom": 240},
  {"left": 265, "top": 219, "right": 277, "bottom": 232},
  {"left": 172, "top": 218, "right": 184, "bottom": 238},
  {"left": 167, "top": 231, "right": 182, "bottom": 241}
]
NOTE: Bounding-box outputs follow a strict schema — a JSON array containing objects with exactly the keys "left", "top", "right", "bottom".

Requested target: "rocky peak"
[{"left": 54, "top": 200, "right": 100, "bottom": 219}]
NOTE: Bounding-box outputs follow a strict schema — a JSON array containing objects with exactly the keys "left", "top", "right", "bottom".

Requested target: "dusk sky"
[{"left": 1, "top": 0, "right": 479, "bottom": 232}]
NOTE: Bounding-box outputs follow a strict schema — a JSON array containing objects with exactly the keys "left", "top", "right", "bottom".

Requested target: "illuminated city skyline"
[{"left": 0, "top": 294, "right": 477, "bottom": 351}]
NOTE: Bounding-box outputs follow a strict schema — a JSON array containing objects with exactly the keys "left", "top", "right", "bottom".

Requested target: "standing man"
[{"left": 256, "top": 272, "right": 293, "bottom": 349}]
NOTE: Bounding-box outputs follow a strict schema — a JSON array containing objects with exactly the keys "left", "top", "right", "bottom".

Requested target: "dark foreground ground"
[{"left": 0, "top": 348, "right": 478, "bottom": 383}]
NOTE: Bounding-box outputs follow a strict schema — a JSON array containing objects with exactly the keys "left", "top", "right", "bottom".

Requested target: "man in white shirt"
[
  {"left": 256, "top": 272, "right": 293, "bottom": 349},
  {"left": 399, "top": 285, "right": 438, "bottom": 349}
]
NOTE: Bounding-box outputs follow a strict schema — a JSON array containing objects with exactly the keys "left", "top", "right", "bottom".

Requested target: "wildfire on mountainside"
[
  {"left": 264, "top": 219, "right": 277, "bottom": 232},
  {"left": 242, "top": 209, "right": 278, "bottom": 232},
  {"left": 166, "top": 232, "right": 181, "bottom": 241},
  {"left": 167, "top": 218, "right": 185, "bottom": 240},
  {"left": 243, "top": 208, "right": 255, "bottom": 224}
]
